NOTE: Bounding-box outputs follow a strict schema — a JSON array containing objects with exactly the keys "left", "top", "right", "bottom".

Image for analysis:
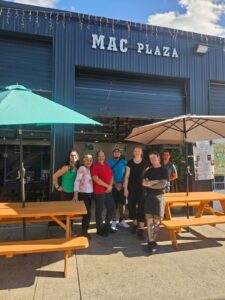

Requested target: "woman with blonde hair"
[{"left": 124, "top": 147, "right": 147, "bottom": 240}]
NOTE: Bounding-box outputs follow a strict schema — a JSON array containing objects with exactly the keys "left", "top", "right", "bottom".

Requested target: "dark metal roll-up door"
[
  {"left": 210, "top": 82, "right": 225, "bottom": 115},
  {"left": 0, "top": 34, "right": 52, "bottom": 91},
  {"left": 75, "top": 69, "right": 185, "bottom": 119}
]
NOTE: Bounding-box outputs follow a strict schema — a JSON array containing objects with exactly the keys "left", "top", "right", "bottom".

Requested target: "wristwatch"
[{"left": 55, "top": 184, "right": 60, "bottom": 190}]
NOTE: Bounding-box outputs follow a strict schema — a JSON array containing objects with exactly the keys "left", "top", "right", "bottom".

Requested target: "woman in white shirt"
[{"left": 74, "top": 154, "right": 93, "bottom": 240}]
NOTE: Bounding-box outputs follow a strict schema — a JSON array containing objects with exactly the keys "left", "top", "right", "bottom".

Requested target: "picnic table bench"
[
  {"left": 0, "top": 237, "right": 88, "bottom": 277},
  {"left": 0, "top": 201, "right": 88, "bottom": 277},
  {"left": 163, "top": 192, "right": 225, "bottom": 249}
]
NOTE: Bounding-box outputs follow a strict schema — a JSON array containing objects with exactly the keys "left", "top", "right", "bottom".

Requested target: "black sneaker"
[
  {"left": 147, "top": 241, "right": 157, "bottom": 253},
  {"left": 96, "top": 229, "right": 108, "bottom": 237},
  {"left": 137, "top": 229, "right": 146, "bottom": 240},
  {"left": 131, "top": 225, "right": 138, "bottom": 234}
]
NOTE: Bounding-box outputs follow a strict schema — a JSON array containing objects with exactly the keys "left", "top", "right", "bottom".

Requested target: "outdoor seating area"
[{"left": 1, "top": 206, "right": 225, "bottom": 299}]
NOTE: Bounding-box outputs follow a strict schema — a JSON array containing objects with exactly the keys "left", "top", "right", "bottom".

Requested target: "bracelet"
[{"left": 55, "top": 184, "right": 60, "bottom": 190}]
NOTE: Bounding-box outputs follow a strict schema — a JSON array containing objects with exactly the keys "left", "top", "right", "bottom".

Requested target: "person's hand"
[
  {"left": 58, "top": 186, "right": 64, "bottom": 192},
  {"left": 105, "top": 184, "right": 112, "bottom": 193},
  {"left": 124, "top": 188, "right": 128, "bottom": 198},
  {"left": 73, "top": 192, "right": 78, "bottom": 201}
]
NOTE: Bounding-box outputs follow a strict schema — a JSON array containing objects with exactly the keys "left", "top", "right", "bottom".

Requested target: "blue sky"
[{"left": 6, "top": 0, "right": 225, "bottom": 36}]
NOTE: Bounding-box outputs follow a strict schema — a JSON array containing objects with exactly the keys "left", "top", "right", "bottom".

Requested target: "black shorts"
[{"left": 112, "top": 187, "right": 126, "bottom": 206}]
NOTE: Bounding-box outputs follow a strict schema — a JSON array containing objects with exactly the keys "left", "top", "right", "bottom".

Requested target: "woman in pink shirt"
[{"left": 74, "top": 154, "right": 93, "bottom": 240}]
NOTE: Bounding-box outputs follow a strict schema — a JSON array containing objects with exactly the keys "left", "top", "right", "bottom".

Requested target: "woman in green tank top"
[{"left": 53, "top": 150, "right": 79, "bottom": 200}]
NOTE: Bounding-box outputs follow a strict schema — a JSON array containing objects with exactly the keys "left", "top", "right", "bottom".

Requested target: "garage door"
[
  {"left": 0, "top": 34, "right": 52, "bottom": 91},
  {"left": 210, "top": 82, "right": 225, "bottom": 115},
  {"left": 75, "top": 69, "right": 185, "bottom": 119}
]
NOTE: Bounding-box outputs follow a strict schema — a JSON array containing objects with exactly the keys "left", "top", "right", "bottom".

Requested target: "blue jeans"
[{"left": 94, "top": 193, "right": 115, "bottom": 230}]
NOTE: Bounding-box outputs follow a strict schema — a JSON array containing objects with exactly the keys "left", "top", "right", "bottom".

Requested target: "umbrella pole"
[
  {"left": 19, "top": 128, "right": 26, "bottom": 241},
  {"left": 19, "top": 129, "right": 25, "bottom": 206},
  {"left": 183, "top": 119, "right": 190, "bottom": 222}
]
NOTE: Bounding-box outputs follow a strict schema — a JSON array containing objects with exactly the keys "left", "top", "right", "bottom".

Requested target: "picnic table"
[
  {"left": 162, "top": 192, "right": 225, "bottom": 249},
  {"left": 0, "top": 201, "right": 89, "bottom": 277}
]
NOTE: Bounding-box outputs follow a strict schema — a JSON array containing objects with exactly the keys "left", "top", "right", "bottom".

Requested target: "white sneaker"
[
  {"left": 118, "top": 220, "right": 130, "bottom": 228},
  {"left": 111, "top": 220, "right": 117, "bottom": 230}
]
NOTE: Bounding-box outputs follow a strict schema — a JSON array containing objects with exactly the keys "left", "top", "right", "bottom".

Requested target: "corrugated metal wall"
[
  {"left": 75, "top": 69, "right": 185, "bottom": 118},
  {"left": 0, "top": 0, "right": 225, "bottom": 173}
]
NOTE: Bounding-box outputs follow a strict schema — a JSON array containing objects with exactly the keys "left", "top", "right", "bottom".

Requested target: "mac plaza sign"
[{"left": 91, "top": 34, "right": 179, "bottom": 58}]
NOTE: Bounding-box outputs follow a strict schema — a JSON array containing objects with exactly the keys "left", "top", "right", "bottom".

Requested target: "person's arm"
[
  {"left": 92, "top": 176, "right": 111, "bottom": 189},
  {"left": 143, "top": 179, "right": 168, "bottom": 189},
  {"left": 123, "top": 166, "right": 130, "bottom": 198},
  {"left": 73, "top": 167, "right": 84, "bottom": 201},
  {"left": 105, "top": 176, "right": 114, "bottom": 193},
  {"left": 53, "top": 165, "right": 68, "bottom": 191},
  {"left": 170, "top": 164, "right": 178, "bottom": 181}
]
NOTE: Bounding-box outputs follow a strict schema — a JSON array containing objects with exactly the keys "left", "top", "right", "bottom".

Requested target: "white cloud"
[
  {"left": 148, "top": 0, "right": 225, "bottom": 37},
  {"left": 9, "top": 0, "right": 58, "bottom": 8}
]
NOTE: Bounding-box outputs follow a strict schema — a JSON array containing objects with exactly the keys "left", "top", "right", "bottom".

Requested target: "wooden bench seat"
[
  {"left": 161, "top": 216, "right": 225, "bottom": 249},
  {"left": 0, "top": 237, "right": 89, "bottom": 277}
]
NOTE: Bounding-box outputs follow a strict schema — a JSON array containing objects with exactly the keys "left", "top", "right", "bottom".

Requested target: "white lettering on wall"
[
  {"left": 92, "top": 34, "right": 105, "bottom": 50},
  {"left": 137, "top": 43, "right": 144, "bottom": 53},
  {"left": 91, "top": 34, "right": 179, "bottom": 59},
  {"left": 107, "top": 37, "right": 118, "bottom": 51},
  {"left": 163, "top": 47, "right": 170, "bottom": 57},
  {"left": 172, "top": 48, "right": 179, "bottom": 58},
  {"left": 120, "top": 39, "right": 128, "bottom": 53}
]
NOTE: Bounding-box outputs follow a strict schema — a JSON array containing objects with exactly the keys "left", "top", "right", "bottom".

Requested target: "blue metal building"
[{"left": 0, "top": 1, "right": 225, "bottom": 177}]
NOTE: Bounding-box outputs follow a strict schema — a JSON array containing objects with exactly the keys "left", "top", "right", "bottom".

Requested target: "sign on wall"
[
  {"left": 213, "top": 142, "right": 225, "bottom": 175},
  {"left": 91, "top": 34, "right": 179, "bottom": 58},
  {"left": 193, "top": 141, "right": 214, "bottom": 181}
]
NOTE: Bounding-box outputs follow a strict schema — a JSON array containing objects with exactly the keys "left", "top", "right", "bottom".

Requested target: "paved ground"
[{"left": 1, "top": 219, "right": 225, "bottom": 300}]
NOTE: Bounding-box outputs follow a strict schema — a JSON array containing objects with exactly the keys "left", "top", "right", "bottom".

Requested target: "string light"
[
  {"left": 0, "top": 5, "right": 224, "bottom": 46},
  {"left": 112, "top": 19, "right": 115, "bottom": 35},
  {"left": 28, "top": 10, "right": 32, "bottom": 22},
  {"left": 86, "top": 15, "right": 91, "bottom": 29},
  {"left": 49, "top": 12, "right": 53, "bottom": 30},
  {"left": 21, "top": 10, "right": 25, "bottom": 28},
  {"left": 56, "top": 12, "right": 59, "bottom": 25},
  {"left": 6, "top": 8, "right": 10, "bottom": 24},
  {"left": 35, "top": 11, "right": 39, "bottom": 27},
  {"left": 62, "top": 12, "right": 66, "bottom": 29},
  {"left": 15, "top": 9, "right": 19, "bottom": 19}
]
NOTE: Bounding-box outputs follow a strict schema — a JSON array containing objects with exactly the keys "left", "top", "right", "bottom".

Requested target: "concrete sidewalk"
[{"left": 1, "top": 221, "right": 225, "bottom": 300}]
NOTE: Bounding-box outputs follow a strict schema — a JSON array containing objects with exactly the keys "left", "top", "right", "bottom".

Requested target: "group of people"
[{"left": 53, "top": 146, "right": 177, "bottom": 253}]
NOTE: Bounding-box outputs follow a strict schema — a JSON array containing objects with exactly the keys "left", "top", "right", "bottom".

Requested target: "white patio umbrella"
[{"left": 126, "top": 114, "right": 225, "bottom": 196}]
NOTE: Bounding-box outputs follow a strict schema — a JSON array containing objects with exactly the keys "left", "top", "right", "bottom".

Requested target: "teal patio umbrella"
[{"left": 0, "top": 85, "right": 100, "bottom": 207}]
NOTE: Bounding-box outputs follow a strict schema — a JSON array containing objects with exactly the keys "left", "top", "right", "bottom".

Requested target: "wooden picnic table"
[
  {"left": 164, "top": 191, "right": 225, "bottom": 220},
  {"left": 0, "top": 201, "right": 88, "bottom": 277},
  {"left": 162, "top": 192, "right": 225, "bottom": 248}
]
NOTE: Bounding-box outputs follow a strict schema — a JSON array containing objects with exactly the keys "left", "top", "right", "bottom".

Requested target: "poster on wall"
[
  {"left": 193, "top": 141, "right": 214, "bottom": 181},
  {"left": 213, "top": 142, "right": 225, "bottom": 175}
]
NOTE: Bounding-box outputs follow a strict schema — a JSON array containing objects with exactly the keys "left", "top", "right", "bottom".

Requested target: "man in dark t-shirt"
[{"left": 143, "top": 151, "right": 168, "bottom": 253}]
